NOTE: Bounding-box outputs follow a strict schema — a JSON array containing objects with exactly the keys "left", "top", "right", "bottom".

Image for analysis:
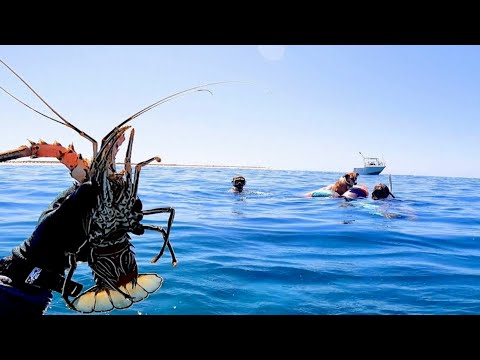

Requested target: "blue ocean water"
[{"left": 0, "top": 164, "right": 479, "bottom": 315}]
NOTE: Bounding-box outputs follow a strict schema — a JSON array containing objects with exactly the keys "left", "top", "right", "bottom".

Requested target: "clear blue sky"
[{"left": 1, "top": 45, "right": 478, "bottom": 178}]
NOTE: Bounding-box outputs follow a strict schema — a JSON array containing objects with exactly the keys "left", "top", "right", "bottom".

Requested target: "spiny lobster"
[{"left": 0, "top": 59, "right": 225, "bottom": 313}]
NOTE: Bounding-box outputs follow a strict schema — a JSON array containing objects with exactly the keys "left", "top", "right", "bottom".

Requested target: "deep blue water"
[{"left": 0, "top": 164, "right": 479, "bottom": 315}]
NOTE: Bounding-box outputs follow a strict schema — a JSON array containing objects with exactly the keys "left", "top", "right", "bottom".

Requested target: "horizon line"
[
  {"left": 0, "top": 160, "right": 478, "bottom": 179},
  {"left": 0, "top": 160, "right": 268, "bottom": 170}
]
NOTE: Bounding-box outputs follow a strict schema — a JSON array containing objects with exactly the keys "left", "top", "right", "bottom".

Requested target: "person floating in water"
[
  {"left": 230, "top": 175, "right": 246, "bottom": 193},
  {"left": 371, "top": 183, "right": 395, "bottom": 200},
  {"left": 341, "top": 184, "right": 369, "bottom": 201},
  {"left": 304, "top": 172, "right": 359, "bottom": 198},
  {"left": 341, "top": 183, "right": 395, "bottom": 201}
]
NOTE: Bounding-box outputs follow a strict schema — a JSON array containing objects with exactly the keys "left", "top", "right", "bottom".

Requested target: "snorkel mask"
[{"left": 232, "top": 176, "right": 246, "bottom": 188}]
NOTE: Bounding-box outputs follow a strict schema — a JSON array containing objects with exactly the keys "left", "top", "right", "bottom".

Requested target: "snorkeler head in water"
[
  {"left": 371, "top": 183, "right": 395, "bottom": 200},
  {"left": 231, "top": 175, "right": 246, "bottom": 193}
]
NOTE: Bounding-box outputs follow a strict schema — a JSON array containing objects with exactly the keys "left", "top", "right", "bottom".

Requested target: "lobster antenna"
[
  {"left": 0, "top": 59, "right": 98, "bottom": 156},
  {"left": 125, "top": 81, "right": 250, "bottom": 124},
  {"left": 101, "top": 81, "right": 239, "bottom": 149},
  {"left": 0, "top": 86, "right": 65, "bottom": 126}
]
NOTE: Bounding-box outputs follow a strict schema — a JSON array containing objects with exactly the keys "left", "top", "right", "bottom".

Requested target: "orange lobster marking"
[
  {"left": 32, "top": 140, "right": 91, "bottom": 183},
  {"left": 31, "top": 141, "right": 77, "bottom": 167}
]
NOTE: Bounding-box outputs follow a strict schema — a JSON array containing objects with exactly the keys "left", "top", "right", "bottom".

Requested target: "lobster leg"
[
  {"left": 142, "top": 207, "right": 176, "bottom": 265},
  {"left": 132, "top": 156, "right": 161, "bottom": 198},
  {"left": 62, "top": 254, "right": 78, "bottom": 310},
  {"left": 143, "top": 225, "right": 177, "bottom": 266}
]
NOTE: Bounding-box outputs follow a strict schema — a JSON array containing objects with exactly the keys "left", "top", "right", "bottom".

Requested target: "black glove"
[{"left": 12, "top": 181, "right": 99, "bottom": 274}]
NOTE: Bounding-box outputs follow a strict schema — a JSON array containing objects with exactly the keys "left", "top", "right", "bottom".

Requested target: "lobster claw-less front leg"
[{"left": 0, "top": 140, "right": 90, "bottom": 183}]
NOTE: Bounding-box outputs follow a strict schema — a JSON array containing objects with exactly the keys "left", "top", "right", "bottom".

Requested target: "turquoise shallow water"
[{"left": 0, "top": 164, "right": 479, "bottom": 315}]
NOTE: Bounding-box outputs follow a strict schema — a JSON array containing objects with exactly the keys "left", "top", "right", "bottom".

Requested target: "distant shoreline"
[
  {"left": 1, "top": 161, "right": 477, "bottom": 179},
  {"left": 0, "top": 160, "right": 268, "bottom": 170}
]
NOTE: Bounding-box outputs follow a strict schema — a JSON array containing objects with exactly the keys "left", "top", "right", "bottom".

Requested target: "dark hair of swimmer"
[{"left": 371, "top": 183, "right": 395, "bottom": 200}]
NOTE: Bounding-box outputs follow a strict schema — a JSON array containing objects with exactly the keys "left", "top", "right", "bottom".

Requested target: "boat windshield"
[
  {"left": 364, "top": 158, "right": 383, "bottom": 166},
  {"left": 359, "top": 152, "right": 385, "bottom": 167}
]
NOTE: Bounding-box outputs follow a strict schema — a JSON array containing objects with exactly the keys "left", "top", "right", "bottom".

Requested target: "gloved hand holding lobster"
[{"left": 0, "top": 182, "right": 98, "bottom": 315}]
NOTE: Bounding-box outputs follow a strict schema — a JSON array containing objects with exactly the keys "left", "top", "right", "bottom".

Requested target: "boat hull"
[{"left": 353, "top": 166, "right": 385, "bottom": 175}]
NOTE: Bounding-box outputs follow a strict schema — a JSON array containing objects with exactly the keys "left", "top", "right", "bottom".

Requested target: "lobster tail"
[{"left": 70, "top": 274, "right": 163, "bottom": 313}]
